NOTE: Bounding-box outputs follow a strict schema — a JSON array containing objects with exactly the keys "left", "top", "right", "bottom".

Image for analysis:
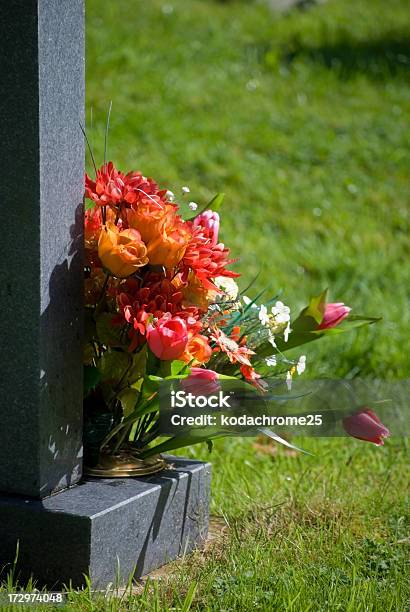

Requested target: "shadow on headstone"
[{"left": 37, "top": 201, "right": 84, "bottom": 497}]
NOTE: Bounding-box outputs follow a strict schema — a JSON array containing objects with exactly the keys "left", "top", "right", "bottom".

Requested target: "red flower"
[
  {"left": 121, "top": 170, "right": 166, "bottom": 208},
  {"left": 343, "top": 407, "right": 390, "bottom": 445},
  {"left": 146, "top": 314, "right": 189, "bottom": 360},
  {"left": 239, "top": 364, "right": 267, "bottom": 392},
  {"left": 318, "top": 302, "right": 351, "bottom": 330},
  {"left": 182, "top": 223, "right": 240, "bottom": 291},
  {"left": 85, "top": 162, "right": 127, "bottom": 208},
  {"left": 85, "top": 162, "right": 172, "bottom": 211},
  {"left": 84, "top": 207, "right": 102, "bottom": 247},
  {"left": 116, "top": 274, "right": 202, "bottom": 351},
  {"left": 181, "top": 367, "right": 220, "bottom": 396}
]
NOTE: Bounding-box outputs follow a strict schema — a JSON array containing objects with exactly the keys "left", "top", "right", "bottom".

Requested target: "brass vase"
[{"left": 84, "top": 446, "right": 167, "bottom": 478}]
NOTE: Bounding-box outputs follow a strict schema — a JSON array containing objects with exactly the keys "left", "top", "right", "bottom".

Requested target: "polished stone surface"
[
  {"left": 0, "top": 0, "right": 85, "bottom": 497},
  {"left": 0, "top": 458, "right": 211, "bottom": 587}
]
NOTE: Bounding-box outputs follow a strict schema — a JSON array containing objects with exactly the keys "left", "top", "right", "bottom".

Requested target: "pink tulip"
[
  {"left": 181, "top": 367, "right": 220, "bottom": 396},
  {"left": 146, "top": 315, "right": 189, "bottom": 360},
  {"left": 343, "top": 407, "right": 390, "bottom": 445},
  {"left": 193, "top": 210, "right": 220, "bottom": 245},
  {"left": 317, "top": 302, "right": 351, "bottom": 330}
]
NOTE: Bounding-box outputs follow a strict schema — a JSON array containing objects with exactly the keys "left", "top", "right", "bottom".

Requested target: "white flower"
[
  {"left": 188, "top": 201, "right": 198, "bottom": 211},
  {"left": 166, "top": 190, "right": 175, "bottom": 202},
  {"left": 268, "top": 331, "right": 277, "bottom": 348},
  {"left": 283, "top": 321, "right": 291, "bottom": 342},
  {"left": 271, "top": 301, "right": 290, "bottom": 324},
  {"left": 182, "top": 185, "right": 190, "bottom": 194},
  {"left": 265, "top": 355, "right": 277, "bottom": 367},
  {"left": 243, "top": 295, "right": 258, "bottom": 309},
  {"left": 286, "top": 370, "right": 292, "bottom": 391},
  {"left": 258, "top": 304, "right": 270, "bottom": 326},
  {"left": 215, "top": 277, "right": 239, "bottom": 300},
  {"left": 296, "top": 355, "right": 306, "bottom": 375}
]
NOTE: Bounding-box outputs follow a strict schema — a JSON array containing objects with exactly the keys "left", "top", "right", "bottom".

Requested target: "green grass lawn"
[
  {"left": 2, "top": 0, "right": 409, "bottom": 609},
  {"left": 85, "top": 0, "right": 410, "bottom": 380},
  {"left": 84, "top": 1, "right": 410, "bottom": 607}
]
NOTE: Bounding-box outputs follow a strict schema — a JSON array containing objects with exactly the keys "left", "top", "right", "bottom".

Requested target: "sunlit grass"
[
  {"left": 86, "top": 0, "right": 410, "bottom": 381},
  {"left": 2, "top": 0, "right": 409, "bottom": 609},
  {"left": 84, "top": 0, "right": 410, "bottom": 605}
]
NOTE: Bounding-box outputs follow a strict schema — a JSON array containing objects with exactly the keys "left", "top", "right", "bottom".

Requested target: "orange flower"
[
  {"left": 210, "top": 326, "right": 255, "bottom": 366},
  {"left": 85, "top": 207, "right": 118, "bottom": 252},
  {"left": 179, "top": 271, "right": 211, "bottom": 311},
  {"left": 127, "top": 202, "right": 174, "bottom": 243},
  {"left": 146, "top": 212, "right": 191, "bottom": 268},
  {"left": 180, "top": 333, "right": 212, "bottom": 365},
  {"left": 98, "top": 222, "right": 148, "bottom": 278}
]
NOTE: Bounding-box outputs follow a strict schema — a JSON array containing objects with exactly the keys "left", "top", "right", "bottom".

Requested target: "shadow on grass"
[{"left": 282, "top": 33, "right": 410, "bottom": 80}]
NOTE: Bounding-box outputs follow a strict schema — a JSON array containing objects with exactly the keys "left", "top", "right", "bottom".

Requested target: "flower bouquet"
[{"left": 83, "top": 161, "right": 386, "bottom": 477}]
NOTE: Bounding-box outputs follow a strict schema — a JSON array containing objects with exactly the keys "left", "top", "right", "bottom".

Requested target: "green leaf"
[
  {"left": 117, "top": 387, "right": 140, "bottom": 417},
  {"left": 292, "top": 289, "right": 328, "bottom": 332},
  {"left": 181, "top": 582, "right": 198, "bottom": 612},
  {"left": 159, "top": 359, "right": 192, "bottom": 379},
  {"left": 311, "top": 315, "right": 382, "bottom": 336},
  {"left": 257, "top": 313, "right": 381, "bottom": 356},
  {"left": 95, "top": 313, "right": 124, "bottom": 347},
  {"left": 140, "top": 431, "right": 227, "bottom": 459},
  {"left": 98, "top": 351, "right": 130, "bottom": 384},
  {"left": 85, "top": 307, "right": 97, "bottom": 343},
  {"left": 218, "top": 373, "right": 249, "bottom": 381},
  {"left": 142, "top": 374, "right": 163, "bottom": 397},
  {"left": 146, "top": 346, "right": 160, "bottom": 374},
  {"left": 85, "top": 199, "right": 96, "bottom": 211},
  {"left": 131, "top": 377, "right": 144, "bottom": 392},
  {"left": 83, "top": 343, "right": 95, "bottom": 365},
  {"left": 84, "top": 365, "right": 101, "bottom": 397},
  {"left": 226, "top": 287, "right": 267, "bottom": 332},
  {"left": 100, "top": 393, "right": 161, "bottom": 448},
  {"left": 170, "top": 359, "right": 190, "bottom": 376},
  {"left": 205, "top": 192, "right": 225, "bottom": 211},
  {"left": 185, "top": 192, "right": 225, "bottom": 221},
  {"left": 127, "top": 346, "right": 148, "bottom": 385}
]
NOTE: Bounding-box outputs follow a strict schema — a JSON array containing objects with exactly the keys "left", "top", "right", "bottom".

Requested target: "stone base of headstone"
[{"left": 0, "top": 457, "right": 210, "bottom": 588}]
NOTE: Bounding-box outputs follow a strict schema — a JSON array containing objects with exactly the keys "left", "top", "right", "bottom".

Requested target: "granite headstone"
[
  {"left": 0, "top": 458, "right": 211, "bottom": 588},
  {"left": 0, "top": 0, "right": 84, "bottom": 498}
]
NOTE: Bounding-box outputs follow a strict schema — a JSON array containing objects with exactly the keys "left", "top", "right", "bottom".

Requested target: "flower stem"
[{"left": 94, "top": 272, "right": 110, "bottom": 313}]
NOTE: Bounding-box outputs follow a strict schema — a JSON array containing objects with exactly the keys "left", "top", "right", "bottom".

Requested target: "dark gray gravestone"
[
  {"left": 0, "top": 458, "right": 211, "bottom": 588},
  {"left": 0, "top": 0, "right": 85, "bottom": 498}
]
